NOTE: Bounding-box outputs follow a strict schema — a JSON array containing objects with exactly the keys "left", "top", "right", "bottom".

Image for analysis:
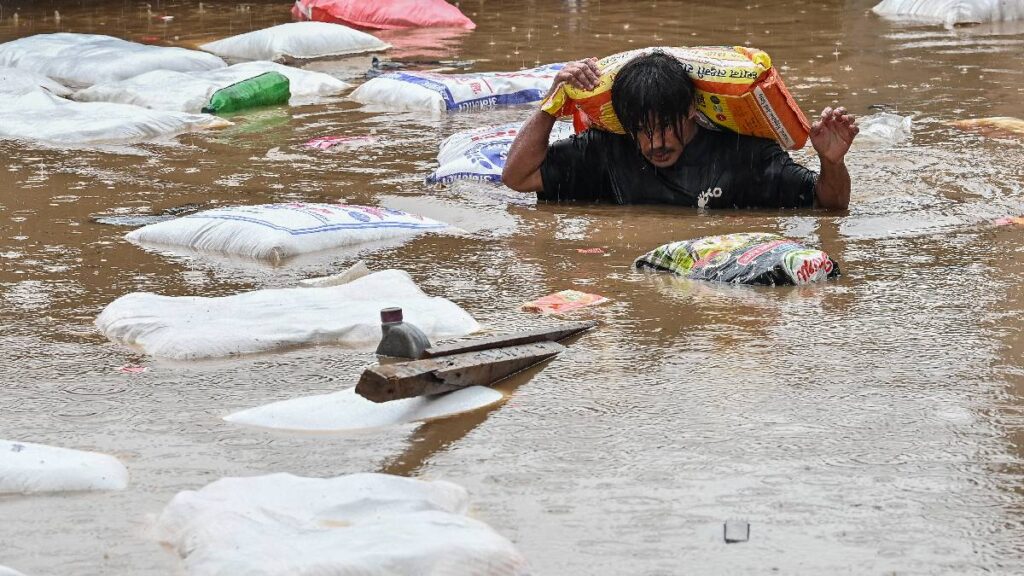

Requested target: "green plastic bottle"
[{"left": 201, "top": 72, "right": 291, "bottom": 115}]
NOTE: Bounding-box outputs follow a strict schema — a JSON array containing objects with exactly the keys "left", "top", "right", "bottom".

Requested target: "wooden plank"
[
  {"left": 421, "top": 320, "right": 597, "bottom": 359},
  {"left": 356, "top": 342, "right": 564, "bottom": 403}
]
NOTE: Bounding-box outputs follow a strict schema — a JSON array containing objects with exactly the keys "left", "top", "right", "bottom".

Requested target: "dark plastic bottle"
[{"left": 375, "top": 307, "right": 432, "bottom": 359}]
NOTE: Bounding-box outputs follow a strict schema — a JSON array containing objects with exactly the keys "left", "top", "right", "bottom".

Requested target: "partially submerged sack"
[
  {"left": 0, "top": 67, "right": 71, "bottom": 97},
  {"left": 200, "top": 21, "right": 390, "bottom": 62},
  {"left": 872, "top": 0, "right": 1023, "bottom": 25},
  {"left": 427, "top": 120, "right": 574, "bottom": 184},
  {"left": 126, "top": 203, "right": 450, "bottom": 262},
  {"left": 0, "top": 33, "right": 225, "bottom": 88},
  {"left": 543, "top": 46, "right": 810, "bottom": 149},
  {"left": 95, "top": 269, "right": 480, "bottom": 360},
  {"left": 292, "top": 0, "right": 477, "bottom": 30},
  {"left": 953, "top": 116, "right": 1024, "bottom": 138},
  {"left": 76, "top": 61, "right": 350, "bottom": 112},
  {"left": 0, "top": 439, "right": 128, "bottom": 494},
  {"left": 0, "top": 91, "right": 230, "bottom": 145},
  {"left": 349, "top": 64, "right": 563, "bottom": 112},
  {"left": 634, "top": 232, "right": 840, "bottom": 285}
]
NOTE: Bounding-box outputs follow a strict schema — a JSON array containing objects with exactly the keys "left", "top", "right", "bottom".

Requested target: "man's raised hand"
[
  {"left": 810, "top": 106, "right": 859, "bottom": 165},
  {"left": 551, "top": 58, "right": 601, "bottom": 93}
]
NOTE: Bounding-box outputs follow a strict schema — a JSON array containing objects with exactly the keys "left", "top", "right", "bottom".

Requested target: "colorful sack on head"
[
  {"left": 634, "top": 233, "right": 839, "bottom": 285},
  {"left": 542, "top": 46, "right": 810, "bottom": 150}
]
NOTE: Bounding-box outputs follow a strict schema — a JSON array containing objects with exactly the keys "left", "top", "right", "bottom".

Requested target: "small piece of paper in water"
[
  {"left": 118, "top": 364, "right": 148, "bottom": 374},
  {"left": 522, "top": 290, "right": 609, "bottom": 314},
  {"left": 994, "top": 216, "right": 1023, "bottom": 227},
  {"left": 576, "top": 248, "right": 605, "bottom": 254},
  {"left": 304, "top": 135, "right": 377, "bottom": 150}
]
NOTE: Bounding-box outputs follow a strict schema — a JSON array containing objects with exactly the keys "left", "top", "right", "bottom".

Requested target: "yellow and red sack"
[{"left": 542, "top": 46, "right": 810, "bottom": 150}]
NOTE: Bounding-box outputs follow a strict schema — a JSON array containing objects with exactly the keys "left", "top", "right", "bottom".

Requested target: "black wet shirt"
[{"left": 538, "top": 127, "right": 818, "bottom": 209}]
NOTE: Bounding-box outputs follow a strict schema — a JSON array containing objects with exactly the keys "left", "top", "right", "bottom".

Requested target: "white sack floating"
[
  {"left": 95, "top": 269, "right": 480, "bottom": 360},
  {"left": 0, "top": 439, "right": 128, "bottom": 494},
  {"left": 0, "top": 92, "right": 230, "bottom": 145},
  {"left": 349, "top": 64, "right": 564, "bottom": 112},
  {"left": 853, "top": 112, "right": 913, "bottom": 147},
  {"left": 125, "top": 203, "right": 449, "bottom": 262},
  {"left": 872, "top": 0, "right": 1024, "bottom": 25},
  {"left": 0, "top": 33, "right": 225, "bottom": 89},
  {"left": 200, "top": 22, "right": 390, "bottom": 62},
  {"left": 0, "top": 67, "right": 71, "bottom": 97},
  {"left": 226, "top": 386, "right": 503, "bottom": 432},
  {"left": 75, "top": 61, "right": 350, "bottom": 112},
  {"left": 156, "top": 473, "right": 527, "bottom": 576},
  {"left": 428, "top": 120, "right": 575, "bottom": 184}
]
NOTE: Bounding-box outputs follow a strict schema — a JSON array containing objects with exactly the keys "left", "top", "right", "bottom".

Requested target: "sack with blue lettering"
[
  {"left": 349, "top": 64, "right": 563, "bottom": 112},
  {"left": 427, "top": 120, "right": 574, "bottom": 184},
  {"left": 634, "top": 232, "right": 840, "bottom": 285},
  {"left": 125, "top": 203, "right": 451, "bottom": 263}
]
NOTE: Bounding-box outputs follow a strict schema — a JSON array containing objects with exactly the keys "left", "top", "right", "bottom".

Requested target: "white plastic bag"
[
  {"left": 75, "top": 61, "right": 350, "bottom": 112},
  {"left": 0, "top": 33, "right": 225, "bottom": 88},
  {"left": 349, "top": 63, "right": 564, "bottom": 112},
  {"left": 156, "top": 473, "right": 527, "bottom": 576},
  {"left": 200, "top": 22, "right": 390, "bottom": 62},
  {"left": 872, "top": 0, "right": 1024, "bottom": 25},
  {"left": 0, "top": 439, "right": 128, "bottom": 494},
  {"left": 0, "top": 91, "right": 230, "bottom": 145},
  {"left": 95, "top": 269, "right": 480, "bottom": 360},
  {"left": 0, "top": 67, "right": 70, "bottom": 97},
  {"left": 126, "top": 203, "right": 450, "bottom": 262},
  {"left": 854, "top": 112, "right": 912, "bottom": 147},
  {"left": 428, "top": 120, "right": 574, "bottom": 184}
]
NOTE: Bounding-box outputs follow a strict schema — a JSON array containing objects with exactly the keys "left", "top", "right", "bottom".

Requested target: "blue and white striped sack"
[{"left": 427, "top": 120, "right": 574, "bottom": 185}]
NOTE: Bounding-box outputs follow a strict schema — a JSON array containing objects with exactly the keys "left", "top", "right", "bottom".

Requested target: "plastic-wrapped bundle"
[
  {"left": 427, "top": 120, "right": 574, "bottom": 184},
  {"left": 872, "top": 0, "right": 1024, "bottom": 26},
  {"left": 292, "top": 0, "right": 476, "bottom": 30},
  {"left": 200, "top": 22, "right": 389, "bottom": 62}
]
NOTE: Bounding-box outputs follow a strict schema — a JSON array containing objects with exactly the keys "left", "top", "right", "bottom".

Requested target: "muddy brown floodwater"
[{"left": 1, "top": 0, "right": 1022, "bottom": 574}]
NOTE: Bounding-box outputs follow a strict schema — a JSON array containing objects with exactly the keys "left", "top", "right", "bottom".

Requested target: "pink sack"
[{"left": 292, "top": 0, "right": 476, "bottom": 30}]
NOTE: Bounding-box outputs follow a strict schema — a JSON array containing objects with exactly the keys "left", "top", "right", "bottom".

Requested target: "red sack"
[{"left": 292, "top": 0, "right": 476, "bottom": 30}]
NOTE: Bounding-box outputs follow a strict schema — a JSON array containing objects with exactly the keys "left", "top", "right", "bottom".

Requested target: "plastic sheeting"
[
  {"left": 0, "top": 439, "right": 128, "bottom": 494},
  {"left": 292, "top": 0, "right": 476, "bottom": 30},
  {"left": 349, "top": 64, "right": 563, "bottom": 112},
  {"left": 125, "top": 203, "right": 450, "bottom": 262},
  {"left": 0, "top": 91, "right": 230, "bottom": 145},
  {"left": 156, "top": 473, "right": 527, "bottom": 576},
  {"left": 854, "top": 112, "right": 913, "bottom": 147},
  {"left": 75, "top": 62, "right": 351, "bottom": 112},
  {"left": 226, "top": 386, "right": 503, "bottom": 432},
  {"left": 872, "top": 0, "right": 1024, "bottom": 25},
  {"left": 0, "top": 33, "right": 225, "bottom": 89},
  {"left": 428, "top": 120, "right": 574, "bottom": 184},
  {"left": 0, "top": 67, "right": 70, "bottom": 97},
  {"left": 95, "top": 270, "right": 480, "bottom": 360},
  {"left": 200, "top": 22, "right": 390, "bottom": 62}
]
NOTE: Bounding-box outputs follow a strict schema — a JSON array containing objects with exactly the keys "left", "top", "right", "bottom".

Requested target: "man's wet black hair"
[{"left": 611, "top": 51, "right": 696, "bottom": 142}]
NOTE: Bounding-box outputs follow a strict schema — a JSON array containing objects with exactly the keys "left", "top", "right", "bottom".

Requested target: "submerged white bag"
[
  {"left": 95, "top": 269, "right": 480, "bottom": 360},
  {"left": 126, "top": 203, "right": 449, "bottom": 262},
  {"left": 156, "top": 473, "right": 527, "bottom": 576},
  {"left": 0, "top": 33, "right": 225, "bottom": 89},
  {"left": 428, "top": 120, "right": 575, "bottom": 184},
  {"left": 0, "top": 439, "right": 128, "bottom": 494},
  {"left": 75, "top": 61, "right": 351, "bottom": 112},
  {"left": 0, "top": 91, "right": 229, "bottom": 145},
  {"left": 872, "top": 0, "right": 1024, "bottom": 25},
  {"left": 350, "top": 63, "right": 563, "bottom": 112},
  {"left": 200, "top": 21, "right": 390, "bottom": 62},
  {"left": 0, "top": 67, "right": 71, "bottom": 97}
]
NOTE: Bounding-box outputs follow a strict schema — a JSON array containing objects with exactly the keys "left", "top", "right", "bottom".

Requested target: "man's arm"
[
  {"left": 502, "top": 58, "right": 601, "bottom": 193},
  {"left": 810, "top": 106, "right": 858, "bottom": 210}
]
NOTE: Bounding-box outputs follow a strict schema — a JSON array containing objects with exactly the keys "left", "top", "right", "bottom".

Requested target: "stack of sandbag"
[
  {"left": 75, "top": 62, "right": 350, "bottom": 113},
  {"left": 95, "top": 269, "right": 480, "bottom": 360},
  {"left": 0, "top": 91, "right": 230, "bottom": 145},
  {"left": 0, "top": 67, "right": 70, "bottom": 97},
  {"left": 156, "top": 473, "right": 526, "bottom": 575},
  {"left": 0, "top": 439, "right": 128, "bottom": 494},
  {"left": 200, "top": 22, "right": 389, "bottom": 62},
  {"left": 350, "top": 64, "right": 563, "bottom": 112},
  {"left": 427, "top": 120, "right": 575, "bottom": 184},
  {"left": 292, "top": 0, "right": 476, "bottom": 30},
  {"left": 0, "top": 33, "right": 225, "bottom": 89},
  {"left": 872, "top": 0, "right": 1023, "bottom": 26},
  {"left": 124, "top": 203, "right": 450, "bottom": 262}
]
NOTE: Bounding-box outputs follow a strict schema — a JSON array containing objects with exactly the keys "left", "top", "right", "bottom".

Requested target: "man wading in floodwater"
[{"left": 502, "top": 52, "right": 859, "bottom": 210}]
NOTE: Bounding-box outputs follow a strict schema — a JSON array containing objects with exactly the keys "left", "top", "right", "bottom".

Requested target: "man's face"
[{"left": 633, "top": 120, "right": 686, "bottom": 168}]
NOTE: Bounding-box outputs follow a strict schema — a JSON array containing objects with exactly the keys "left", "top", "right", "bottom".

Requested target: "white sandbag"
[
  {"left": 95, "top": 269, "right": 480, "bottom": 360},
  {"left": 75, "top": 61, "right": 350, "bottom": 112},
  {"left": 0, "top": 439, "right": 128, "bottom": 494},
  {"left": 0, "top": 91, "right": 230, "bottom": 145},
  {"left": 156, "top": 473, "right": 527, "bottom": 576},
  {"left": 0, "top": 33, "right": 225, "bottom": 89},
  {"left": 200, "top": 22, "right": 390, "bottom": 62},
  {"left": 872, "top": 0, "right": 1024, "bottom": 25},
  {"left": 428, "top": 120, "right": 575, "bottom": 184},
  {"left": 125, "top": 203, "right": 449, "bottom": 262},
  {"left": 0, "top": 67, "right": 71, "bottom": 97},
  {"left": 226, "top": 386, "right": 503, "bottom": 432},
  {"left": 349, "top": 63, "right": 564, "bottom": 112},
  {"left": 853, "top": 112, "right": 912, "bottom": 147}
]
